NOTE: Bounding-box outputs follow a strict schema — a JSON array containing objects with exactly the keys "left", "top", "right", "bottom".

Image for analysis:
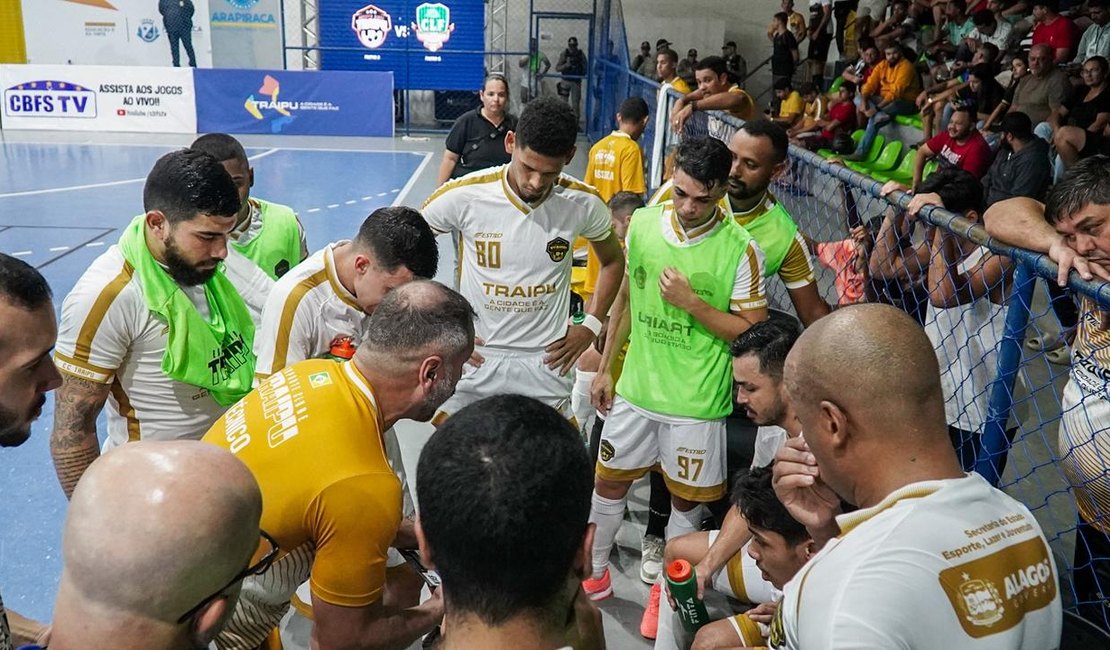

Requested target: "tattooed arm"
[{"left": 50, "top": 374, "right": 110, "bottom": 498}]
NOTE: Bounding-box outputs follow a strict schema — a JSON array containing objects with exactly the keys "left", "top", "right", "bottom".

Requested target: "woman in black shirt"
[{"left": 436, "top": 74, "right": 518, "bottom": 185}]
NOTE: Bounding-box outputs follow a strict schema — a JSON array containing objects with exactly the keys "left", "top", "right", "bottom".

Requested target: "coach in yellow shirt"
[{"left": 204, "top": 281, "right": 475, "bottom": 650}]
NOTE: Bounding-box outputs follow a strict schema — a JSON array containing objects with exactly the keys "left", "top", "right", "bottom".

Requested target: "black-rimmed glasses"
[{"left": 176, "top": 530, "right": 279, "bottom": 624}]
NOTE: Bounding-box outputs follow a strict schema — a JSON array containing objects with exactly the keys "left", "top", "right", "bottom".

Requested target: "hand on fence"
[
  {"left": 879, "top": 180, "right": 910, "bottom": 198},
  {"left": 671, "top": 105, "right": 693, "bottom": 133},
  {"left": 906, "top": 192, "right": 944, "bottom": 218},
  {"left": 1048, "top": 238, "right": 1110, "bottom": 286},
  {"left": 772, "top": 436, "right": 842, "bottom": 543}
]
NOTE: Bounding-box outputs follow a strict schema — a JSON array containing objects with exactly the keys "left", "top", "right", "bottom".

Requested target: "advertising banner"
[
  {"left": 0, "top": 64, "right": 197, "bottom": 133},
  {"left": 194, "top": 68, "right": 395, "bottom": 137},
  {"left": 318, "top": 0, "right": 484, "bottom": 90},
  {"left": 209, "top": 0, "right": 284, "bottom": 69},
  {"left": 22, "top": 0, "right": 213, "bottom": 68}
]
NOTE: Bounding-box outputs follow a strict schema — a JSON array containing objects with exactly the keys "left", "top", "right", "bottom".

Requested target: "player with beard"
[
  {"left": 204, "top": 281, "right": 474, "bottom": 650},
  {"left": 0, "top": 254, "right": 61, "bottom": 649},
  {"left": 650, "top": 122, "right": 830, "bottom": 326},
  {"left": 644, "top": 318, "right": 803, "bottom": 643},
  {"left": 51, "top": 149, "right": 274, "bottom": 497}
]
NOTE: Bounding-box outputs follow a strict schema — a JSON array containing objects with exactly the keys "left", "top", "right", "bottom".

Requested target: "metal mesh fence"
[{"left": 629, "top": 82, "right": 1110, "bottom": 631}]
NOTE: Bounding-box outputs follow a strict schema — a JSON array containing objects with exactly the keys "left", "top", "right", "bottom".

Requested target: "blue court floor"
[{"left": 0, "top": 133, "right": 432, "bottom": 621}]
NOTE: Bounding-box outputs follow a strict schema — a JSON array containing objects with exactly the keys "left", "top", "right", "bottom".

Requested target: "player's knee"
[
  {"left": 663, "top": 531, "right": 709, "bottom": 565},
  {"left": 672, "top": 494, "right": 700, "bottom": 512},
  {"left": 595, "top": 476, "right": 632, "bottom": 500},
  {"left": 691, "top": 619, "right": 738, "bottom": 650}
]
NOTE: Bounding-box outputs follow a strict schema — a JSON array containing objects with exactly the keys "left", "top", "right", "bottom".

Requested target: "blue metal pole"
[{"left": 977, "top": 261, "right": 1037, "bottom": 485}]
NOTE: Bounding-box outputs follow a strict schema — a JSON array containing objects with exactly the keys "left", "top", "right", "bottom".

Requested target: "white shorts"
[
  {"left": 707, "top": 531, "right": 780, "bottom": 605},
  {"left": 435, "top": 347, "right": 574, "bottom": 422},
  {"left": 595, "top": 396, "right": 727, "bottom": 502}
]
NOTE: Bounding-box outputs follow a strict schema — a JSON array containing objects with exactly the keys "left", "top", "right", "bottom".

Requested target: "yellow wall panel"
[{"left": 0, "top": 0, "right": 27, "bottom": 63}]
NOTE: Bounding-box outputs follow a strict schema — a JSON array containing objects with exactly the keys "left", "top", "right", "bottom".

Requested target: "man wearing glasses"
[{"left": 39, "top": 441, "right": 264, "bottom": 650}]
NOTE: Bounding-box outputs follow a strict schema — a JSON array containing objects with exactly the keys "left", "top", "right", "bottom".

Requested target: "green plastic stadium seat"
[
  {"left": 922, "top": 158, "right": 939, "bottom": 180},
  {"left": 816, "top": 129, "right": 863, "bottom": 159},
  {"left": 845, "top": 140, "right": 903, "bottom": 174},
  {"left": 827, "top": 77, "right": 844, "bottom": 94},
  {"left": 871, "top": 147, "right": 918, "bottom": 183},
  {"left": 894, "top": 114, "right": 924, "bottom": 130}
]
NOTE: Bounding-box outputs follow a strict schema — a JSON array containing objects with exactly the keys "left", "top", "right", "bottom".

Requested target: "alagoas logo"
[
  {"left": 352, "top": 4, "right": 392, "bottom": 49},
  {"left": 546, "top": 237, "right": 570, "bottom": 263},
  {"left": 412, "top": 2, "right": 455, "bottom": 52}
]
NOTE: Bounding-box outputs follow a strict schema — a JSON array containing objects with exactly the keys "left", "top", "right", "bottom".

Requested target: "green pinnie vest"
[
  {"left": 233, "top": 198, "right": 303, "bottom": 279},
  {"left": 617, "top": 204, "right": 754, "bottom": 420},
  {"left": 730, "top": 195, "right": 798, "bottom": 279}
]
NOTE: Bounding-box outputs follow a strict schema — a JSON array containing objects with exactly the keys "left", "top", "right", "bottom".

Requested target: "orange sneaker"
[
  {"left": 640, "top": 582, "right": 661, "bottom": 639},
  {"left": 583, "top": 568, "right": 613, "bottom": 601}
]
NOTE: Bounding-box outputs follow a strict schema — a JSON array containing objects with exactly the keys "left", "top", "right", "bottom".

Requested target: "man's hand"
[
  {"left": 467, "top": 336, "right": 486, "bottom": 368},
  {"left": 662, "top": 561, "right": 715, "bottom": 610},
  {"left": 906, "top": 192, "right": 943, "bottom": 218},
  {"left": 590, "top": 370, "right": 616, "bottom": 415},
  {"left": 863, "top": 106, "right": 878, "bottom": 118},
  {"left": 672, "top": 105, "right": 694, "bottom": 133},
  {"left": 545, "top": 325, "right": 596, "bottom": 376},
  {"left": 1048, "top": 237, "right": 1110, "bottom": 285},
  {"left": 772, "top": 436, "right": 841, "bottom": 537},
  {"left": 659, "top": 267, "right": 698, "bottom": 311},
  {"left": 745, "top": 601, "right": 779, "bottom": 625},
  {"left": 879, "top": 180, "right": 910, "bottom": 198}
]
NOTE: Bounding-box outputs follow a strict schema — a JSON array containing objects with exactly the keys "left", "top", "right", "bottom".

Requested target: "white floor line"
[{"left": 392, "top": 152, "right": 434, "bottom": 207}]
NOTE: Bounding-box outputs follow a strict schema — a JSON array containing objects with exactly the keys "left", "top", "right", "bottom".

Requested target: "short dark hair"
[
  {"left": 799, "top": 82, "right": 818, "bottom": 96},
  {"left": 0, "top": 254, "right": 52, "bottom": 311},
  {"left": 740, "top": 119, "right": 790, "bottom": 165},
  {"left": 1011, "top": 50, "right": 1028, "bottom": 68},
  {"left": 363, "top": 280, "right": 475, "bottom": 359},
  {"left": 189, "top": 133, "right": 248, "bottom": 165},
  {"left": 618, "top": 96, "right": 650, "bottom": 122},
  {"left": 1090, "top": 0, "right": 1109, "bottom": 8},
  {"left": 858, "top": 36, "right": 876, "bottom": 52},
  {"left": 658, "top": 48, "right": 678, "bottom": 64},
  {"left": 1087, "top": 55, "right": 1110, "bottom": 75},
  {"left": 972, "top": 8, "right": 996, "bottom": 26},
  {"left": 979, "top": 42, "right": 1000, "bottom": 63},
  {"left": 1046, "top": 156, "right": 1110, "bottom": 224},
  {"left": 950, "top": 0, "right": 967, "bottom": 13},
  {"left": 773, "top": 11, "right": 790, "bottom": 23},
  {"left": 999, "top": 110, "right": 1034, "bottom": 139},
  {"left": 733, "top": 466, "right": 809, "bottom": 545},
  {"left": 418, "top": 394, "right": 592, "bottom": 625},
  {"left": 969, "top": 63, "right": 997, "bottom": 81},
  {"left": 695, "top": 55, "right": 729, "bottom": 77},
  {"left": 950, "top": 105, "right": 976, "bottom": 121},
  {"left": 1035, "top": 0, "right": 1059, "bottom": 12},
  {"left": 918, "top": 167, "right": 984, "bottom": 215},
  {"left": 774, "top": 77, "right": 794, "bottom": 91},
  {"left": 674, "top": 138, "right": 732, "bottom": 192},
  {"left": 839, "top": 80, "right": 858, "bottom": 94},
  {"left": 730, "top": 317, "right": 801, "bottom": 381},
  {"left": 608, "top": 191, "right": 645, "bottom": 215},
  {"left": 355, "top": 206, "right": 439, "bottom": 279},
  {"left": 142, "top": 149, "right": 240, "bottom": 224},
  {"left": 514, "top": 96, "right": 579, "bottom": 157}
]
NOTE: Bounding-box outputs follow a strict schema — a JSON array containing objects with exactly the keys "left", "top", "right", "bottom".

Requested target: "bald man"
[
  {"left": 44, "top": 441, "right": 263, "bottom": 650},
  {"left": 769, "top": 304, "right": 1061, "bottom": 649}
]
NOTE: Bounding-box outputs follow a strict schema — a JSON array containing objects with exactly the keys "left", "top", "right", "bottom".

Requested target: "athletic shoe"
[
  {"left": 640, "top": 534, "right": 665, "bottom": 584},
  {"left": 583, "top": 568, "right": 613, "bottom": 601},
  {"left": 640, "top": 582, "right": 661, "bottom": 639}
]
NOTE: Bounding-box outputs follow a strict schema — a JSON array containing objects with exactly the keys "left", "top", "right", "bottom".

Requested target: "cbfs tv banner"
[
  {"left": 22, "top": 0, "right": 214, "bottom": 68},
  {"left": 318, "top": 0, "right": 484, "bottom": 90}
]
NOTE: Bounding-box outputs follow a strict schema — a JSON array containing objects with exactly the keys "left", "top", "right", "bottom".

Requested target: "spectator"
[
  {"left": 770, "top": 12, "right": 802, "bottom": 86},
  {"left": 46, "top": 441, "right": 263, "bottom": 650},
  {"left": 517, "top": 38, "right": 550, "bottom": 104},
  {"left": 436, "top": 74, "right": 517, "bottom": 185},
  {"left": 983, "top": 159, "right": 1110, "bottom": 631},
  {"left": 556, "top": 37, "right": 588, "bottom": 124},
  {"left": 928, "top": 0, "right": 976, "bottom": 62},
  {"left": 916, "top": 48, "right": 1000, "bottom": 137},
  {"left": 769, "top": 0, "right": 810, "bottom": 43},
  {"left": 1008, "top": 43, "right": 1070, "bottom": 139},
  {"left": 416, "top": 395, "right": 603, "bottom": 650},
  {"left": 657, "top": 48, "right": 692, "bottom": 94},
  {"left": 968, "top": 8, "right": 1016, "bottom": 55},
  {"left": 671, "top": 56, "right": 758, "bottom": 132},
  {"left": 833, "top": 0, "right": 860, "bottom": 63},
  {"left": 871, "top": 0, "right": 914, "bottom": 49},
  {"left": 1032, "top": 0, "right": 1082, "bottom": 63},
  {"left": 159, "top": 0, "right": 196, "bottom": 67},
  {"left": 913, "top": 106, "right": 994, "bottom": 187},
  {"left": 770, "top": 304, "right": 1062, "bottom": 648},
  {"left": 808, "top": 0, "right": 835, "bottom": 88},
  {"left": 982, "top": 111, "right": 1053, "bottom": 204},
  {"left": 795, "top": 80, "right": 858, "bottom": 148},
  {"left": 789, "top": 82, "right": 830, "bottom": 138},
  {"left": 632, "top": 41, "right": 654, "bottom": 77},
  {"left": 1051, "top": 55, "right": 1110, "bottom": 172},
  {"left": 982, "top": 50, "right": 1030, "bottom": 131},
  {"left": 772, "top": 79, "right": 806, "bottom": 130},
  {"left": 677, "top": 48, "right": 699, "bottom": 89},
  {"left": 722, "top": 41, "right": 748, "bottom": 83},
  {"left": 846, "top": 44, "right": 922, "bottom": 161},
  {"left": 1073, "top": 0, "right": 1110, "bottom": 65},
  {"left": 842, "top": 38, "right": 880, "bottom": 87},
  {"left": 0, "top": 254, "right": 60, "bottom": 649}
]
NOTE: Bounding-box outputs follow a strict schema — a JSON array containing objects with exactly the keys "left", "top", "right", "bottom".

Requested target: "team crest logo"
[
  {"left": 633, "top": 265, "right": 647, "bottom": 290},
  {"left": 411, "top": 2, "right": 455, "bottom": 52},
  {"left": 352, "top": 4, "right": 392, "bottom": 49},
  {"left": 546, "top": 237, "right": 570, "bottom": 263},
  {"left": 308, "top": 372, "right": 332, "bottom": 388},
  {"left": 227, "top": 0, "right": 261, "bottom": 7},
  {"left": 274, "top": 258, "right": 291, "bottom": 278},
  {"left": 957, "top": 577, "right": 1005, "bottom": 627},
  {"left": 136, "top": 18, "right": 160, "bottom": 43},
  {"left": 599, "top": 440, "right": 615, "bottom": 462}
]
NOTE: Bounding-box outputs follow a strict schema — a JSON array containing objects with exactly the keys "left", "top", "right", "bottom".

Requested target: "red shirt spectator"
[
  {"left": 822, "top": 99, "right": 858, "bottom": 139},
  {"left": 1032, "top": 14, "right": 1081, "bottom": 63},
  {"left": 925, "top": 129, "right": 993, "bottom": 178}
]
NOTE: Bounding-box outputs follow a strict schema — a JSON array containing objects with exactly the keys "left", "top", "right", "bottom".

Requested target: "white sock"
[
  {"left": 589, "top": 491, "right": 626, "bottom": 578},
  {"left": 653, "top": 574, "right": 686, "bottom": 650},
  {"left": 571, "top": 370, "right": 596, "bottom": 434},
  {"left": 666, "top": 503, "right": 705, "bottom": 541}
]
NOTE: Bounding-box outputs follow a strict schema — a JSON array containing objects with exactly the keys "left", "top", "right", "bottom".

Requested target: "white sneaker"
[{"left": 640, "top": 534, "right": 665, "bottom": 584}]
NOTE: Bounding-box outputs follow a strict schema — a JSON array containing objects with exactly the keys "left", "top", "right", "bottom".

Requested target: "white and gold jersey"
[
  {"left": 54, "top": 245, "right": 273, "bottom": 449},
  {"left": 253, "top": 242, "right": 369, "bottom": 380},
  {"left": 422, "top": 165, "right": 612, "bottom": 351},
  {"left": 771, "top": 474, "right": 1062, "bottom": 649}
]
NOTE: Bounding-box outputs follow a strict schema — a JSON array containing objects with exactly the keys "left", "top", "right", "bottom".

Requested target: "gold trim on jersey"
[
  {"left": 556, "top": 176, "right": 605, "bottom": 200},
  {"left": 53, "top": 351, "right": 115, "bottom": 384},
  {"left": 730, "top": 613, "right": 765, "bottom": 646},
  {"left": 662, "top": 473, "right": 728, "bottom": 502},
  {"left": 324, "top": 246, "right": 362, "bottom": 312},
  {"left": 744, "top": 242, "right": 764, "bottom": 302},
  {"left": 270, "top": 268, "right": 328, "bottom": 375},
  {"left": 666, "top": 203, "right": 726, "bottom": 243},
  {"left": 109, "top": 377, "right": 141, "bottom": 442},
  {"left": 836, "top": 486, "right": 942, "bottom": 537},
  {"left": 730, "top": 192, "right": 775, "bottom": 228},
  {"left": 421, "top": 168, "right": 503, "bottom": 213},
  {"left": 73, "top": 261, "right": 134, "bottom": 365},
  {"left": 726, "top": 552, "right": 750, "bottom": 603},
  {"left": 594, "top": 463, "right": 656, "bottom": 482},
  {"left": 500, "top": 172, "right": 532, "bottom": 214}
]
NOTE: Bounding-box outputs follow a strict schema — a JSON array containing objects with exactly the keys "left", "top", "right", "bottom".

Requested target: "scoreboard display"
[{"left": 319, "top": 0, "right": 486, "bottom": 90}]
